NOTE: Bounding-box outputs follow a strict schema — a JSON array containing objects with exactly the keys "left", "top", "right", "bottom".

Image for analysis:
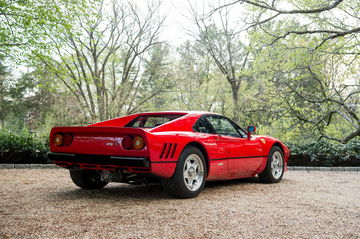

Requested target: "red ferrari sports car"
[{"left": 48, "top": 111, "right": 290, "bottom": 198}]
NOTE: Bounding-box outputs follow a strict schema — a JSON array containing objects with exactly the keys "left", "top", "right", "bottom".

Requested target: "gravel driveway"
[{"left": 0, "top": 169, "right": 359, "bottom": 239}]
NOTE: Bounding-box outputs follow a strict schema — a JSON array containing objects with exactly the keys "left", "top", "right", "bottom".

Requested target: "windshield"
[{"left": 125, "top": 114, "right": 184, "bottom": 128}]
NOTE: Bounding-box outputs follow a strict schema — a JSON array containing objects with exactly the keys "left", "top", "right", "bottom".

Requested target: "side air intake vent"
[{"left": 160, "top": 143, "right": 178, "bottom": 159}]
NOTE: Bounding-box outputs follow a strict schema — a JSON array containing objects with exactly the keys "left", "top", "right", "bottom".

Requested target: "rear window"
[{"left": 125, "top": 114, "right": 184, "bottom": 128}]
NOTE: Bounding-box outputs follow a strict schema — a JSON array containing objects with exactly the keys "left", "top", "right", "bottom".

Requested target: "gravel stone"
[{"left": 0, "top": 169, "right": 359, "bottom": 239}]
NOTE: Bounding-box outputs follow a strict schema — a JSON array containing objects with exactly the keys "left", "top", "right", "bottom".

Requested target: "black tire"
[
  {"left": 70, "top": 169, "right": 108, "bottom": 189},
  {"left": 258, "top": 146, "right": 284, "bottom": 183},
  {"left": 161, "top": 146, "right": 207, "bottom": 198}
]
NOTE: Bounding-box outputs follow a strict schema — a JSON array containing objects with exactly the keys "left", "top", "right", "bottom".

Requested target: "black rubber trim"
[
  {"left": 48, "top": 152, "right": 150, "bottom": 167},
  {"left": 210, "top": 155, "right": 268, "bottom": 161}
]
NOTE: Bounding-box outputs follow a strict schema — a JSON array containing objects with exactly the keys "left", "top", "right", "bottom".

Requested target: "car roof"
[
  {"left": 134, "top": 111, "right": 221, "bottom": 117},
  {"left": 88, "top": 111, "right": 223, "bottom": 129}
]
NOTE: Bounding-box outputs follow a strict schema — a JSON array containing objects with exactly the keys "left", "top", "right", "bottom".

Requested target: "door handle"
[{"left": 212, "top": 135, "right": 223, "bottom": 140}]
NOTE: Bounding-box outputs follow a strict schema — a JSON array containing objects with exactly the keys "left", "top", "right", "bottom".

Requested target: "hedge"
[
  {"left": 0, "top": 132, "right": 359, "bottom": 166},
  {"left": 0, "top": 133, "right": 49, "bottom": 164},
  {"left": 287, "top": 139, "right": 360, "bottom": 167}
]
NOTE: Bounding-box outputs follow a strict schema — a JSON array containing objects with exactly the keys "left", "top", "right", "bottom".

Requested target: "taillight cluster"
[
  {"left": 53, "top": 133, "right": 73, "bottom": 146},
  {"left": 122, "top": 135, "right": 145, "bottom": 150}
]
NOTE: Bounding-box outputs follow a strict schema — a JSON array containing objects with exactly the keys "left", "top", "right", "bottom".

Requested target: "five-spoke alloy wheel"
[
  {"left": 258, "top": 146, "right": 284, "bottom": 183},
  {"left": 162, "top": 146, "right": 206, "bottom": 198},
  {"left": 271, "top": 151, "right": 283, "bottom": 180},
  {"left": 183, "top": 154, "right": 205, "bottom": 192}
]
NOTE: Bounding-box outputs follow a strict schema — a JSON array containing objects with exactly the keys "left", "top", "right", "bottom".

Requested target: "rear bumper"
[{"left": 48, "top": 152, "right": 150, "bottom": 173}]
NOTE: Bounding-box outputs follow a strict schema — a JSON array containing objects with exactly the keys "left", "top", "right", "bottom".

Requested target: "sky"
[
  {"left": 130, "top": 0, "right": 241, "bottom": 46},
  {"left": 158, "top": 0, "right": 193, "bottom": 45}
]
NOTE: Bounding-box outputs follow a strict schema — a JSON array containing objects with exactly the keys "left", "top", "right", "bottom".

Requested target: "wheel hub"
[
  {"left": 188, "top": 167, "right": 195, "bottom": 176},
  {"left": 183, "top": 154, "right": 204, "bottom": 192},
  {"left": 271, "top": 151, "right": 283, "bottom": 180}
]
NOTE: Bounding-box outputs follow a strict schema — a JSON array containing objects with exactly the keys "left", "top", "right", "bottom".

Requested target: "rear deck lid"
[{"left": 50, "top": 127, "right": 149, "bottom": 157}]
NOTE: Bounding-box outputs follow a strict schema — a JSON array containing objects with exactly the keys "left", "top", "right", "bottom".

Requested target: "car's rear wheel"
[
  {"left": 162, "top": 146, "right": 206, "bottom": 198},
  {"left": 70, "top": 169, "right": 108, "bottom": 189},
  {"left": 258, "top": 146, "right": 284, "bottom": 183}
]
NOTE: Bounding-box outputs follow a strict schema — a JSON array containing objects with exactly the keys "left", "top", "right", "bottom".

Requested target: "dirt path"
[{"left": 0, "top": 169, "right": 359, "bottom": 239}]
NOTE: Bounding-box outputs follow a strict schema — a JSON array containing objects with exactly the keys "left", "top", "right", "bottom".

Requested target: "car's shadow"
[
  {"left": 52, "top": 183, "right": 169, "bottom": 201},
  {"left": 206, "top": 176, "right": 260, "bottom": 188},
  {"left": 52, "top": 177, "right": 291, "bottom": 201}
]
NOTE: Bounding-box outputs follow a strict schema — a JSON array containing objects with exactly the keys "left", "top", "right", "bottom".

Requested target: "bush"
[
  {"left": 286, "top": 139, "right": 360, "bottom": 166},
  {"left": 0, "top": 133, "right": 49, "bottom": 164}
]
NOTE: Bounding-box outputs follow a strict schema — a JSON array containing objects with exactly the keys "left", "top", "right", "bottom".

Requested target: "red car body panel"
[{"left": 49, "top": 111, "right": 290, "bottom": 180}]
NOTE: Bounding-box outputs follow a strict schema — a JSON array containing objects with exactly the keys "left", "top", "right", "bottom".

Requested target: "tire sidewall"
[
  {"left": 267, "top": 146, "right": 284, "bottom": 183},
  {"left": 163, "top": 146, "right": 207, "bottom": 198},
  {"left": 70, "top": 169, "right": 108, "bottom": 189}
]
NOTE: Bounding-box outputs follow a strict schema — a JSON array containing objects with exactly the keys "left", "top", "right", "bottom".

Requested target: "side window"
[
  {"left": 206, "top": 115, "right": 242, "bottom": 138},
  {"left": 194, "top": 116, "right": 215, "bottom": 134},
  {"left": 231, "top": 121, "right": 247, "bottom": 138}
]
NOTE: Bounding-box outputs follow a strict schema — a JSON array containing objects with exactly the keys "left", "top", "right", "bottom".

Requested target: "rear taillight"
[
  {"left": 122, "top": 135, "right": 145, "bottom": 150},
  {"left": 122, "top": 136, "right": 133, "bottom": 150},
  {"left": 133, "top": 136, "right": 145, "bottom": 150},
  {"left": 53, "top": 133, "right": 73, "bottom": 146},
  {"left": 54, "top": 133, "right": 64, "bottom": 146}
]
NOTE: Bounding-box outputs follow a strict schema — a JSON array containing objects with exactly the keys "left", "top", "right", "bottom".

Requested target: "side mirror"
[{"left": 246, "top": 125, "right": 256, "bottom": 140}]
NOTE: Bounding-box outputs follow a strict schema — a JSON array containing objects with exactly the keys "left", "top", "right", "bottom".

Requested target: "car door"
[
  {"left": 193, "top": 116, "right": 229, "bottom": 179},
  {"left": 205, "top": 115, "right": 264, "bottom": 178}
]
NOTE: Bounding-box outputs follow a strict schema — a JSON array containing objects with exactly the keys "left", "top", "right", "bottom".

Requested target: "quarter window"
[
  {"left": 125, "top": 114, "right": 184, "bottom": 128},
  {"left": 193, "top": 116, "right": 215, "bottom": 134}
]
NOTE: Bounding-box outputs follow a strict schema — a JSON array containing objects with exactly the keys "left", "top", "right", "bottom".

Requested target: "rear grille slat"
[
  {"left": 170, "top": 143, "right": 177, "bottom": 158},
  {"left": 160, "top": 143, "right": 167, "bottom": 159},
  {"left": 165, "top": 143, "right": 172, "bottom": 158},
  {"left": 160, "top": 143, "right": 178, "bottom": 159}
]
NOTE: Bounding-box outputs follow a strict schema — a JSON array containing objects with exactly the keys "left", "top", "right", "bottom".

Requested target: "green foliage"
[
  {"left": 0, "top": 0, "right": 98, "bottom": 58},
  {"left": 0, "top": 0, "right": 359, "bottom": 149},
  {"left": 0, "top": 132, "right": 47, "bottom": 152},
  {"left": 0, "top": 132, "right": 49, "bottom": 163},
  {"left": 0, "top": 68, "right": 56, "bottom": 131},
  {"left": 287, "top": 139, "right": 360, "bottom": 166}
]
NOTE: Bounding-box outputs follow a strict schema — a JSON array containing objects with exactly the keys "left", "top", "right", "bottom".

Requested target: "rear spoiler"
[{"left": 50, "top": 126, "right": 146, "bottom": 135}]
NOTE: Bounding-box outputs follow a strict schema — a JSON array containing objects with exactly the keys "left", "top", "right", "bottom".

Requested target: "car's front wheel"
[
  {"left": 258, "top": 146, "right": 284, "bottom": 183},
  {"left": 162, "top": 146, "right": 206, "bottom": 198},
  {"left": 70, "top": 169, "right": 108, "bottom": 189}
]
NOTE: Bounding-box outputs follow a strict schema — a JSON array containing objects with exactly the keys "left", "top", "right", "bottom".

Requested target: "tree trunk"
[
  {"left": 0, "top": 79, "right": 4, "bottom": 129},
  {"left": 230, "top": 80, "right": 240, "bottom": 123}
]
